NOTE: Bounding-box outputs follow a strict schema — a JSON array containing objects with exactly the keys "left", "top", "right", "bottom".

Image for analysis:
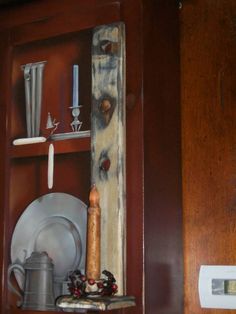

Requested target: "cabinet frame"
[{"left": 0, "top": 1, "right": 183, "bottom": 314}]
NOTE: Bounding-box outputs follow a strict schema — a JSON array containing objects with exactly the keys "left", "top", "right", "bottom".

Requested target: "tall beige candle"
[{"left": 86, "top": 185, "right": 101, "bottom": 280}]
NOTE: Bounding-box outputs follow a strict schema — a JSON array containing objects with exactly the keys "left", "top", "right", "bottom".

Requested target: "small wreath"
[{"left": 68, "top": 269, "right": 118, "bottom": 298}]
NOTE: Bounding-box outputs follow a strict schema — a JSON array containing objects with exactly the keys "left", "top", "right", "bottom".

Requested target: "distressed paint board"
[{"left": 91, "top": 22, "right": 126, "bottom": 295}]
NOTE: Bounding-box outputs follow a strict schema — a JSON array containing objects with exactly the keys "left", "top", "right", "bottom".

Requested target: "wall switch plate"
[{"left": 199, "top": 265, "right": 236, "bottom": 309}]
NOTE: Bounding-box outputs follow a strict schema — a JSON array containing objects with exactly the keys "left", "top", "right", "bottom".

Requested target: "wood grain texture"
[
  {"left": 181, "top": 0, "right": 236, "bottom": 313},
  {"left": 91, "top": 22, "right": 126, "bottom": 295},
  {"left": 120, "top": 2, "right": 144, "bottom": 313},
  {"left": 0, "top": 0, "right": 120, "bottom": 30},
  {"left": 10, "top": 3, "right": 120, "bottom": 45},
  {"left": 143, "top": 1, "right": 183, "bottom": 314}
]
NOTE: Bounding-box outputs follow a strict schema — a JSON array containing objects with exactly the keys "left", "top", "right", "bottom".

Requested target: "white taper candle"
[
  {"left": 48, "top": 143, "right": 54, "bottom": 189},
  {"left": 72, "top": 65, "right": 79, "bottom": 107}
]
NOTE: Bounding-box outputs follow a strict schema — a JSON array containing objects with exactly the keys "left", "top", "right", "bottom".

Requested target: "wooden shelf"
[
  {"left": 10, "top": 136, "right": 91, "bottom": 158},
  {"left": 56, "top": 295, "right": 136, "bottom": 312}
]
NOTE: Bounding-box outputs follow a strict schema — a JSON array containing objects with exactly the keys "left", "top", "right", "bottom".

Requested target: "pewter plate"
[{"left": 10, "top": 192, "right": 87, "bottom": 290}]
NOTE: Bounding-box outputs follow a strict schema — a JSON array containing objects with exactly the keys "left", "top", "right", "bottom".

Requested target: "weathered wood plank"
[{"left": 91, "top": 22, "right": 125, "bottom": 294}]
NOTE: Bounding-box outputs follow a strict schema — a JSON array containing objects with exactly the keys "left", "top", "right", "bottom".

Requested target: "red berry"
[
  {"left": 97, "top": 282, "right": 104, "bottom": 289},
  {"left": 88, "top": 278, "right": 95, "bottom": 285},
  {"left": 80, "top": 275, "right": 86, "bottom": 282},
  {"left": 74, "top": 288, "right": 81, "bottom": 297},
  {"left": 112, "top": 284, "right": 118, "bottom": 292}
]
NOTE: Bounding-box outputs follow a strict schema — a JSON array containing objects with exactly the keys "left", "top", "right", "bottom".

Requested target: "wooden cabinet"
[
  {"left": 0, "top": 1, "right": 182, "bottom": 314},
  {"left": 181, "top": 1, "right": 236, "bottom": 314}
]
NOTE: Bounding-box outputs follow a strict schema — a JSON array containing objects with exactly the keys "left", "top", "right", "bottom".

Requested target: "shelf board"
[
  {"left": 10, "top": 136, "right": 91, "bottom": 159},
  {"left": 56, "top": 295, "right": 136, "bottom": 312}
]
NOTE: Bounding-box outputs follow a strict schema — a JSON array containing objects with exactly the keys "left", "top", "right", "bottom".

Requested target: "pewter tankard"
[{"left": 8, "top": 251, "right": 56, "bottom": 311}]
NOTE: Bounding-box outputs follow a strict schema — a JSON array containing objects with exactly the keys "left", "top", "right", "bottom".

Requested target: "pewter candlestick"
[
  {"left": 70, "top": 106, "right": 83, "bottom": 132},
  {"left": 70, "top": 65, "right": 83, "bottom": 132}
]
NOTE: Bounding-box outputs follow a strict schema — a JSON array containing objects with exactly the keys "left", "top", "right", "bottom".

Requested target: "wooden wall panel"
[
  {"left": 121, "top": 1, "right": 144, "bottom": 313},
  {"left": 0, "top": 30, "right": 12, "bottom": 314},
  {"left": 181, "top": 1, "right": 236, "bottom": 313},
  {"left": 143, "top": 1, "right": 183, "bottom": 314}
]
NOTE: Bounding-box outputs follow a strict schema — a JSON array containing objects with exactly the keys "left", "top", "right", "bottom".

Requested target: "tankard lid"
[{"left": 24, "top": 251, "right": 54, "bottom": 270}]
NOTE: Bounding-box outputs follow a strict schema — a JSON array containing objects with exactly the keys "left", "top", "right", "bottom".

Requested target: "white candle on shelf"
[
  {"left": 72, "top": 64, "right": 79, "bottom": 107},
  {"left": 48, "top": 143, "right": 54, "bottom": 189}
]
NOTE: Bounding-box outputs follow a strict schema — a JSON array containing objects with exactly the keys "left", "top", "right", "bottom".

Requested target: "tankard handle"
[{"left": 7, "top": 264, "right": 25, "bottom": 307}]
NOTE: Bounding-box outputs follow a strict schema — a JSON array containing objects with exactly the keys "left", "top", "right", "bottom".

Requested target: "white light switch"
[{"left": 199, "top": 265, "right": 236, "bottom": 309}]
